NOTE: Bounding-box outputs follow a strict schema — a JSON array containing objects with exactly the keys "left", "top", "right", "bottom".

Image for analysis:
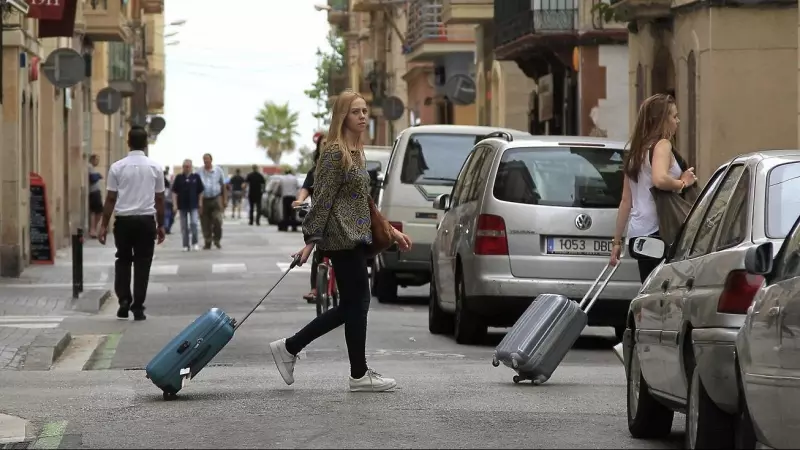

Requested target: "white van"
[{"left": 372, "top": 125, "right": 532, "bottom": 302}]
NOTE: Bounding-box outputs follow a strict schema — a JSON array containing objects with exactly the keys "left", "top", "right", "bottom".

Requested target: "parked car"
[
  {"left": 428, "top": 134, "right": 640, "bottom": 344},
  {"left": 261, "top": 176, "right": 283, "bottom": 224},
  {"left": 735, "top": 157, "right": 800, "bottom": 449},
  {"left": 372, "top": 125, "right": 532, "bottom": 303},
  {"left": 621, "top": 150, "right": 800, "bottom": 448}
]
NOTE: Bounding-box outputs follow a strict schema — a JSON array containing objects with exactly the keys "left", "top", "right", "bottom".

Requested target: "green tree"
[
  {"left": 255, "top": 101, "right": 299, "bottom": 164},
  {"left": 304, "top": 29, "right": 346, "bottom": 125},
  {"left": 295, "top": 145, "right": 315, "bottom": 173}
]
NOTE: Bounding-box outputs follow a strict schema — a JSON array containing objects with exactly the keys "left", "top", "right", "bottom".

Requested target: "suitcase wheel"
[
  {"left": 163, "top": 391, "right": 178, "bottom": 401},
  {"left": 491, "top": 357, "right": 500, "bottom": 368},
  {"left": 513, "top": 375, "right": 522, "bottom": 384}
]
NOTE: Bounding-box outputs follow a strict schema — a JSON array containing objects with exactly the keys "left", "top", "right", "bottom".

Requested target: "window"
[
  {"left": 766, "top": 162, "right": 800, "bottom": 238},
  {"left": 400, "top": 133, "right": 486, "bottom": 186},
  {"left": 450, "top": 150, "right": 477, "bottom": 208},
  {"left": 462, "top": 146, "right": 493, "bottom": 203},
  {"left": 492, "top": 146, "right": 625, "bottom": 208},
  {"left": 774, "top": 217, "right": 800, "bottom": 282},
  {"left": 715, "top": 168, "right": 750, "bottom": 250},
  {"left": 670, "top": 167, "right": 726, "bottom": 262},
  {"left": 688, "top": 165, "right": 745, "bottom": 258}
]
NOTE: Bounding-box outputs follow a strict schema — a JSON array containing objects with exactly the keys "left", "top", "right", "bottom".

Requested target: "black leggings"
[{"left": 285, "top": 245, "right": 371, "bottom": 378}]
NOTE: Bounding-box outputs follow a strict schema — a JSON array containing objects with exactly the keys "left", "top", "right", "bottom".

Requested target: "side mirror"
[
  {"left": 433, "top": 193, "right": 450, "bottom": 211},
  {"left": 629, "top": 237, "right": 666, "bottom": 260},
  {"left": 745, "top": 242, "right": 773, "bottom": 275},
  {"left": 366, "top": 161, "right": 382, "bottom": 173}
]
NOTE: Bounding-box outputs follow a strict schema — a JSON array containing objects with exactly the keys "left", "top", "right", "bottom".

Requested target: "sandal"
[{"left": 303, "top": 292, "right": 315, "bottom": 302}]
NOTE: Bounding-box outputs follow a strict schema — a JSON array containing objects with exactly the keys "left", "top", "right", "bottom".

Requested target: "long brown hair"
[
  {"left": 624, "top": 93, "right": 676, "bottom": 181},
  {"left": 317, "top": 89, "right": 365, "bottom": 173}
]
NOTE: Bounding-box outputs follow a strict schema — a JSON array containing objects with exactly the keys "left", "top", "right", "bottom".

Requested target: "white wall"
[{"left": 596, "top": 45, "right": 630, "bottom": 141}]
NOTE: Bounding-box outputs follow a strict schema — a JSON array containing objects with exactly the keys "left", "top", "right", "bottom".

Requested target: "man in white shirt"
[
  {"left": 197, "top": 153, "right": 226, "bottom": 249},
  {"left": 98, "top": 126, "right": 166, "bottom": 321},
  {"left": 279, "top": 168, "right": 300, "bottom": 232}
]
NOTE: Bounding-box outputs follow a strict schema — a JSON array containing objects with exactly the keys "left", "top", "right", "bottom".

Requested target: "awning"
[{"left": 37, "top": 0, "right": 78, "bottom": 38}]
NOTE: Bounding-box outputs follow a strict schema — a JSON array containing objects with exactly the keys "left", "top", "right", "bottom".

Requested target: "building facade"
[
  {"left": 0, "top": 0, "right": 167, "bottom": 278},
  {"left": 612, "top": 0, "right": 798, "bottom": 183}
]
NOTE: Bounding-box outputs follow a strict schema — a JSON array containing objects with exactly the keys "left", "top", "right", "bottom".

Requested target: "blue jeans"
[
  {"left": 179, "top": 209, "right": 200, "bottom": 248},
  {"left": 164, "top": 202, "right": 174, "bottom": 233}
]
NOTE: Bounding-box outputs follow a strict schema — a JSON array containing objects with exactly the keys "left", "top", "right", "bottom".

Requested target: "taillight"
[
  {"left": 474, "top": 214, "right": 508, "bottom": 255},
  {"left": 389, "top": 221, "right": 402, "bottom": 233},
  {"left": 717, "top": 270, "right": 764, "bottom": 314}
]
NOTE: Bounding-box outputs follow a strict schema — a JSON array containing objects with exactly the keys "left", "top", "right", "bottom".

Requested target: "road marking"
[
  {"left": 0, "top": 316, "right": 64, "bottom": 329},
  {"left": 276, "top": 262, "right": 311, "bottom": 273},
  {"left": 212, "top": 263, "right": 246, "bottom": 273},
  {"left": 86, "top": 333, "right": 122, "bottom": 371},
  {"left": 30, "top": 420, "right": 67, "bottom": 449},
  {"left": 51, "top": 335, "right": 104, "bottom": 372},
  {"left": 0, "top": 282, "right": 106, "bottom": 289},
  {"left": 150, "top": 264, "right": 179, "bottom": 275}
]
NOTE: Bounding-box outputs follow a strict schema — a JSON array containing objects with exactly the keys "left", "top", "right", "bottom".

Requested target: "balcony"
[
  {"left": 142, "top": 0, "right": 163, "bottom": 14},
  {"left": 609, "top": 0, "right": 671, "bottom": 21},
  {"left": 327, "top": 0, "right": 349, "bottom": 28},
  {"left": 405, "top": 0, "right": 476, "bottom": 62},
  {"left": 147, "top": 70, "right": 164, "bottom": 113},
  {"left": 85, "top": 0, "right": 130, "bottom": 42},
  {"left": 108, "top": 42, "right": 135, "bottom": 97},
  {"left": 494, "top": 0, "right": 578, "bottom": 60},
  {"left": 132, "top": 23, "right": 147, "bottom": 75},
  {"left": 442, "top": 0, "right": 493, "bottom": 25},
  {"left": 327, "top": 72, "right": 348, "bottom": 102}
]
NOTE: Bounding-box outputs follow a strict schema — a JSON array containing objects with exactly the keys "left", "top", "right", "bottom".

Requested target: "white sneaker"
[
  {"left": 192, "top": 244, "right": 200, "bottom": 251},
  {"left": 269, "top": 338, "right": 297, "bottom": 385},
  {"left": 183, "top": 247, "right": 190, "bottom": 252},
  {"left": 349, "top": 369, "right": 396, "bottom": 392}
]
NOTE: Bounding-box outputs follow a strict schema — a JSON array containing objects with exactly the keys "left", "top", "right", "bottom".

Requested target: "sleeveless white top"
[{"left": 626, "top": 150, "right": 683, "bottom": 238}]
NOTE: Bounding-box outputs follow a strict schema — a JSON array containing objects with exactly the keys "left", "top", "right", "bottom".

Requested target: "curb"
[
  {"left": 71, "top": 288, "right": 112, "bottom": 314},
  {"left": 20, "top": 329, "right": 72, "bottom": 371},
  {"left": 0, "top": 413, "right": 30, "bottom": 445}
]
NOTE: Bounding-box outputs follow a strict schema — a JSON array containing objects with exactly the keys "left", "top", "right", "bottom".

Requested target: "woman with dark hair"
[{"left": 294, "top": 133, "right": 325, "bottom": 302}]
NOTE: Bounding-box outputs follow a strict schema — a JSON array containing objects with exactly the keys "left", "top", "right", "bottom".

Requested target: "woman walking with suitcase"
[
  {"left": 269, "top": 90, "right": 412, "bottom": 392},
  {"left": 610, "top": 93, "right": 698, "bottom": 282}
]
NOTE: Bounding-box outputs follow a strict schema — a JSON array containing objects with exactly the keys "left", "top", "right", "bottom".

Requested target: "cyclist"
[{"left": 294, "top": 132, "right": 325, "bottom": 303}]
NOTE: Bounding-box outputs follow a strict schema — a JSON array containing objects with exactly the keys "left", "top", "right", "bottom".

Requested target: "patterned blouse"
[{"left": 302, "top": 143, "right": 373, "bottom": 251}]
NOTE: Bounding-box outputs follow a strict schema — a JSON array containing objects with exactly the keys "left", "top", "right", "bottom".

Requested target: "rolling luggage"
[
  {"left": 145, "top": 255, "right": 301, "bottom": 400},
  {"left": 491, "top": 263, "right": 619, "bottom": 385}
]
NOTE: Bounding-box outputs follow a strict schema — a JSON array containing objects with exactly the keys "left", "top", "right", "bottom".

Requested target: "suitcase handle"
[
  {"left": 578, "top": 263, "right": 619, "bottom": 313},
  {"left": 233, "top": 254, "right": 302, "bottom": 332}
]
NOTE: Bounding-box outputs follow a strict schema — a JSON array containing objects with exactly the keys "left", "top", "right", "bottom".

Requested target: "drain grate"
[{"left": 0, "top": 441, "right": 34, "bottom": 449}]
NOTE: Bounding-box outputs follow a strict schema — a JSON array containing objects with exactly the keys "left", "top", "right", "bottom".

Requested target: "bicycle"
[{"left": 294, "top": 203, "right": 339, "bottom": 316}]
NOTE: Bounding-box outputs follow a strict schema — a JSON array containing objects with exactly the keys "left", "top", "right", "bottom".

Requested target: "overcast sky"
[{"left": 148, "top": 0, "right": 331, "bottom": 171}]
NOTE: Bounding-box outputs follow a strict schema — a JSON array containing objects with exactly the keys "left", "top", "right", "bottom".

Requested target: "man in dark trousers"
[
  {"left": 171, "top": 158, "right": 204, "bottom": 251},
  {"left": 245, "top": 164, "right": 266, "bottom": 226},
  {"left": 97, "top": 126, "right": 166, "bottom": 321},
  {"left": 228, "top": 168, "right": 245, "bottom": 219}
]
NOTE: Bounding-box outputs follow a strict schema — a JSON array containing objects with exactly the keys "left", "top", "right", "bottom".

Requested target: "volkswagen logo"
[{"left": 575, "top": 214, "right": 592, "bottom": 231}]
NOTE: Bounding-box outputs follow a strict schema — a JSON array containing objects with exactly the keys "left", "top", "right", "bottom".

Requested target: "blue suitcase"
[{"left": 145, "top": 256, "right": 300, "bottom": 400}]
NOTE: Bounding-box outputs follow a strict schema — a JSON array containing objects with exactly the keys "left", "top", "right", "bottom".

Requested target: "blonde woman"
[
  {"left": 610, "top": 93, "right": 698, "bottom": 282},
  {"left": 269, "top": 90, "right": 412, "bottom": 392}
]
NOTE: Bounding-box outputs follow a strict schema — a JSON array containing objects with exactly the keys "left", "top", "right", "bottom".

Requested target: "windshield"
[
  {"left": 493, "top": 146, "right": 625, "bottom": 208},
  {"left": 400, "top": 133, "right": 483, "bottom": 186},
  {"left": 766, "top": 161, "right": 800, "bottom": 238}
]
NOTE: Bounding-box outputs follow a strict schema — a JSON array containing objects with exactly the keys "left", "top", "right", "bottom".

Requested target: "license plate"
[{"left": 546, "top": 237, "right": 614, "bottom": 256}]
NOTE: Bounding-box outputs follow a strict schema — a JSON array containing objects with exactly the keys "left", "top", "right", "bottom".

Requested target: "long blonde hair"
[
  {"left": 318, "top": 89, "right": 365, "bottom": 173},
  {"left": 623, "top": 93, "right": 676, "bottom": 182}
]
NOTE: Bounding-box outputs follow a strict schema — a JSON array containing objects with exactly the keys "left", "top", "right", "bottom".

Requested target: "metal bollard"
[
  {"left": 77, "top": 228, "right": 84, "bottom": 294},
  {"left": 72, "top": 228, "right": 84, "bottom": 299}
]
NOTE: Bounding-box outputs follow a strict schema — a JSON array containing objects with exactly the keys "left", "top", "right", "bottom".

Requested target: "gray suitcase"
[{"left": 491, "top": 263, "right": 619, "bottom": 384}]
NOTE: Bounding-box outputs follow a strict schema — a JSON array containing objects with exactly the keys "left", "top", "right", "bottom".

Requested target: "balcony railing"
[
  {"left": 84, "top": 0, "right": 130, "bottom": 42},
  {"left": 108, "top": 41, "right": 135, "bottom": 96},
  {"left": 494, "top": 0, "right": 578, "bottom": 49},
  {"left": 405, "top": 0, "right": 474, "bottom": 51},
  {"left": 328, "top": 0, "right": 348, "bottom": 10}
]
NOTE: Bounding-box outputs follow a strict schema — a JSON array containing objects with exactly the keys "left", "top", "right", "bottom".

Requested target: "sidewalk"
[{"left": 0, "top": 238, "right": 115, "bottom": 370}]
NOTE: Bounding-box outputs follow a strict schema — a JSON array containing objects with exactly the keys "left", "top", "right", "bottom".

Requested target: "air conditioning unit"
[{"left": 364, "top": 58, "right": 375, "bottom": 75}]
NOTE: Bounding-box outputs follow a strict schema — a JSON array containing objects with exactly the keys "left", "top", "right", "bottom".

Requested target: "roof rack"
[{"left": 485, "top": 131, "right": 513, "bottom": 142}]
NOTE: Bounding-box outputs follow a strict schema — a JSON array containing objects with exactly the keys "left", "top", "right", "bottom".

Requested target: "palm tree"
[{"left": 255, "top": 101, "right": 299, "bottom": 164}]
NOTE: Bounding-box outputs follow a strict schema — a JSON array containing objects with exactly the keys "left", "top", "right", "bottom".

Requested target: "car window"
[
  {"left": 773, "top": 215, "right": 800, "bottom": 282},
  {"left": 766, "top": 161, "right": 800, "bottom": 238},
  {"left": 400, "top": 133, "right": 486, "bottom": 186},
  {"left": 463, "top": 146, "right": 494, "bottom": 203},
  {"left": 670, "top": 167, "right": 727, "bottom": 262},
  {"left": 492, "top": 146, "right": 625, "bottom": 207},
  {"left": 689, "top": 165, "right": 745, "bottom": 258},
  {"left": 384, "top": 135, "right": 401, "bottom": 182},
  {"left": 715, "top": 168, "right": 750, "bottom": 250},
  {"left": 450, "top": 150, "right": 477, "bottom": 208}
]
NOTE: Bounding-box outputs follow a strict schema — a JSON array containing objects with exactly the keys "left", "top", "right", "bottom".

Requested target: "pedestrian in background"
[
  {"left": 97, "top": 126, "right": 166, "bottom": 321},
  {"left": 198, "top": 153, "right": 226, "bottom": 249},
  {"left": 88, "top": 154, "right": 103, "bottom": 239},
  {"left": 294, "top": 133, "right": 325, "bottom": 303},
  {"left": 269, "top": 90, "right": 412, "bottom": 393},
  {"left": 172, "top": 159, "right": 204, "bottom": 252},
  {"left": 278, "top": 168, "right": 300, "bottom": 232},
  {"left": 610, "top": 93, "right": 698, "bottom": 282},
  {"left": 228, "top": 168, "right": 245, "bottom": 219},
  {"left": 163, "top": 169, "right": 174, "bottom": 234},
  {"left": 245, "top": 164, "right": 266, "bottom": 226}
]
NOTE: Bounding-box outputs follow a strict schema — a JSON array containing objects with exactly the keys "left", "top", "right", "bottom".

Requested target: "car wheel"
[
  {"left": 734, "top": 393, "right": 756, "bottom": 449},
  {"left": 686, "top": 369, "right": 735, "bottom": 449},
  {"left": 627, "top": 337, "right": 674, "bottom": 438},
  {"left": 375, "top": 268, "right": 398, "bottom": 304},
  {"left": 453, "top": 268, "right": 486, "bottom": 345},
  {"left": 429, "top": 276, "right": 453, "bottom": 335}
]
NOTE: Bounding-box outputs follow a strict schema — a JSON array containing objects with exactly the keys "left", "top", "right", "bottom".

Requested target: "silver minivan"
[{"left": 429, "top": 134, "right": 641, "bottom": 344}]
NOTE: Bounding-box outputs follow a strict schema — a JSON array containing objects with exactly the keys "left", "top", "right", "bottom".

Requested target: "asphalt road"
[{"left": 0, "top": 215, "right": 684, "bottom": 449}]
